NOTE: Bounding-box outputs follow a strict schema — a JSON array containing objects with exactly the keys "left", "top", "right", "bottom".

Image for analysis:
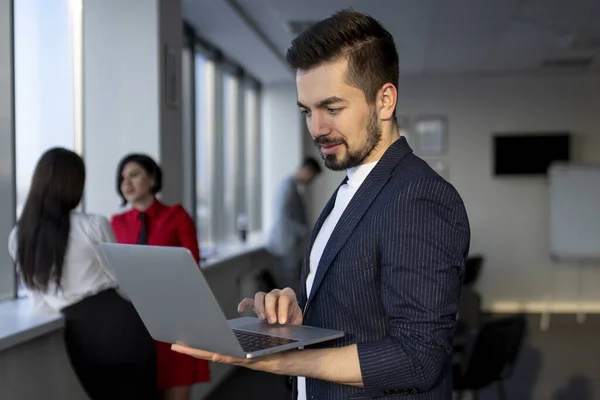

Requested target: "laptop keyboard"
[{"left": 232, "top": 329, "right": 299, "bottom": 353}]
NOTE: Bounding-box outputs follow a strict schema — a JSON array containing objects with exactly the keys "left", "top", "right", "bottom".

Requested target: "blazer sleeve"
[
  {"left": 173, "top": 205, "right": 201, "bottom": 264},
  {"left": 356, "top": 178, "right": 470, "bottom": 393}
]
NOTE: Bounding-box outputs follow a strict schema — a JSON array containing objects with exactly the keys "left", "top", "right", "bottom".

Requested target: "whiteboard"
[{"left": 549, "top": 163, "right": 600, "bottom": 262}]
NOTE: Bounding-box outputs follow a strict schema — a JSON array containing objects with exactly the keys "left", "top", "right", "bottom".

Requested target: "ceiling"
[{"left": 183, "top": 0, "right": 600, "bottom": 84}]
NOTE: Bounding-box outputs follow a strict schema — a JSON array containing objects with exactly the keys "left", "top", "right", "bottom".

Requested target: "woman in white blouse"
[{"left": 8, "top": 147, "right": 158, "bottom": 400}]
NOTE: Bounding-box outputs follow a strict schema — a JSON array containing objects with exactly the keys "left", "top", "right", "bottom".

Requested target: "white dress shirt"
[
  {"left": 297, "top": 161, "right": 378, "bottom": 400},
  {"left": 8, "top": 212, "right": 120, "bottom": 313}
]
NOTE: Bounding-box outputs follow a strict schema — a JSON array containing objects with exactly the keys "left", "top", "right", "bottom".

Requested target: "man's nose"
[{"left": 308, "top": 113, "right": 331, "bottom": 137}]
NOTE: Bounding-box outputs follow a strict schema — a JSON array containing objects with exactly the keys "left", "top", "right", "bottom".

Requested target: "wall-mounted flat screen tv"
[{"left": 493, "top": 132, "right": 571, "bottom": 176}]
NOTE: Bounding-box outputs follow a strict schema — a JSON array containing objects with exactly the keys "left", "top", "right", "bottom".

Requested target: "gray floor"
[
  {"left": 477, "top": 313, "right": 600, "bottom": 400},
  {"left": 204, "top": 314, "right": 600, "bottom": 400},
  {"left": 205, "top": 369, "right": 291, "bottom": 400}
]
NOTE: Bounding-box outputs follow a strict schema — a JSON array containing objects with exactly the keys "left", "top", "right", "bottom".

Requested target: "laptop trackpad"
[{"left": 228, "top": 317, "right": 329, "bottom": 341}]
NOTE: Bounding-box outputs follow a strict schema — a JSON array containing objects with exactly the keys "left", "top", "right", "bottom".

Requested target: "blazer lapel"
[
  {"left": 303, "top": 137, "right": 414, "bottom": 313},
  {"left": 304, "top": 173, "right": 390, "bottom": 312},
  {"left": 299, "top": 179, "right": 346, "bottom": 308}
]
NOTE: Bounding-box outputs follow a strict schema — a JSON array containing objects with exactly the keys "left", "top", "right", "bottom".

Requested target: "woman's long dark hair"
[{"left": 17, "top": 147, "right": 85, "bottom": 292}]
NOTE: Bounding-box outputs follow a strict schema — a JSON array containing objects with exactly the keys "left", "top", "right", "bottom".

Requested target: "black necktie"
[{"left": 137, "top": 212, "right": 148, "bottom": 245}]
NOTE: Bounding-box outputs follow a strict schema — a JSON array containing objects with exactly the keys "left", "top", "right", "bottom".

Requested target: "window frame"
[
  {"left": 7, "top": 0, "right": 83, "bottom": 300},
  {"left": 221, "top": 70, "right": 245, "bottom": 242},
  {"left": 0, "top": 0, "right": 16, "bottom": 301},
  {"left": 181, "top": 32, "right": 197, "bottom": 221},
  {"left": 184, "top": 24, "right": 263, "bottom": 248},
  {"left": 196, "top": 49, "right": 219, "bottom": 246},
  {"left": 243, "top": 78, "right": 262, "bottom": 232}
]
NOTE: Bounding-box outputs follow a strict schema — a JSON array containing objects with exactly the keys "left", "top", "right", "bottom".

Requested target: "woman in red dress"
[{"left": 110, "top": 154, "right": 210, "bottom": 400}]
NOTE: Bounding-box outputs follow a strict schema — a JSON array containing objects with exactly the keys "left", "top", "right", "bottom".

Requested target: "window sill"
[
  {"left": 200, "top": 231, "right": 267, "bottom": 270},
  {"left": 0, "top": 232, "right": 269, "bottom": 352},
  {"left": 0, "top": 298, "right": 63, "bottom": 352}
]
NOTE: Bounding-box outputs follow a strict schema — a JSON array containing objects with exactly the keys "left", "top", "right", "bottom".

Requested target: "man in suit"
[
  {"left": 172, "top": 9, "right": 470, "bottom": 400},
  {"left": 267, "top": 158, "right": 322, "bottom": 293}
]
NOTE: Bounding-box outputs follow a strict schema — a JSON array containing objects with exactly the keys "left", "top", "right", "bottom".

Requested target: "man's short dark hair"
[
  {"left": 116, "top": 153, "right": 163, "bottom": 206},
  {"left": 286, "top": 9, "right": 399, "bottom": 118},
  {"left": 302, "top": 157, "right": 322, "bottom": 174}
]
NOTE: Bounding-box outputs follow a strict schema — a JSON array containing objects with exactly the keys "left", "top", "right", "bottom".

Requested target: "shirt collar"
[
  {"left": 131, "top": 198, "right": 163, "bottom": 218},
  {"left": 346, "top": 161, "right": 378, "bottom": 188}
]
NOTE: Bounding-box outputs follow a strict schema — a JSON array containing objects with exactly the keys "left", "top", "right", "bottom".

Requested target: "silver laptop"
[{"left": 99, "top": 243, "right": 344, "bottom": 359}]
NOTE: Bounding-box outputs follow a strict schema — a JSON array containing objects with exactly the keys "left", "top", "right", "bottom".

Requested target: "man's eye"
[
  {"left": 300, "top": 109, "right": 310, "bottom": 116},
  {"left": 327, "top": 108, "right": 340, "bottom": 115}
]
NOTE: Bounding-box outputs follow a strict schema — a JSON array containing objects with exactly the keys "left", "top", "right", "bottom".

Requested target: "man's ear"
[{"left": 378, "top": 83, "right": 397, "bottom": 121}]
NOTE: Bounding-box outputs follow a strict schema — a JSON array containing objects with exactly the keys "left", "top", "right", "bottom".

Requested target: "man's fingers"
[
  {"left": 281, "top": 288, "right": 302, "bottom": 324},
  {"left": 277, "top": 292, "right": 291, "bottom": 324},
  {"left": 264, "top": 289, "right": 281, "bottom": 324},
  {"left": 280, "top": 287, "right": 297, "bottom": 302},
  {"left": 280, "top": 287, "right": 300, "bottom": 324},
  {"left": 240, "top": 289, "right": 296, "bottom": 324},
  {"left": 171, "top": 345, "right": 247, "bottom": 365},
  {"left": 171, "top": 344, "right": 214, "bottom": 360},
  {"left": 237, "top": 298, "right": 255, "bottom": 314},
  {"left": 253, "top": 291, "right": 267, "bottom": 320}
]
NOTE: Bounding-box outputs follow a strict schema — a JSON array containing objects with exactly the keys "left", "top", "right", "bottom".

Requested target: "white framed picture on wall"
[{"left": 414, "top": 115, "right": 448, "bottom": 155}]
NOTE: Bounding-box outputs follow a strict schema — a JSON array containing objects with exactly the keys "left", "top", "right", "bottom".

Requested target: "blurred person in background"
[
  {"left": 267, "top": 157, "right": 322, "bottom": 293},
  {"left": 110, "top": 153, "right": 210, "bottom": 400},
  {"left": 8, "top": 147, "right": 157, "bottom": 400}
]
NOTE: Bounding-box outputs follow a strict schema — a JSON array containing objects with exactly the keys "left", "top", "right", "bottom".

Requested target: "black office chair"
[
  {"left": 453, "top": 314, "right": 527, "bottom": 400},
  {"left": 463, "top": 255, "right": 484, "bottom": 286},
  {"left": 457, "top": 285, "right": 482, "bottom": 332}
]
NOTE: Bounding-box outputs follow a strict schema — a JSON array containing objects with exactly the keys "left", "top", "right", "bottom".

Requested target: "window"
[
  {"left": 195, "top": 52, "right": 215, "bottom": 246},
  {"left": 244, "top": 83, "right": 262, "bottom": 232},
  {"left": 12, "top": 0, "right": 82, "bottom": 295},
  {"left": 0, "top": 0, "right": 15, "bottom": 300},
  {"left": 14, "top": 0, "right": 81, "bottom": 217},
  {"left": 181, "top": 43, "right": 196, "bottom": 219},
  {"left": 185, "top": 26, "right": 263, "bottom": 249},
  {"left": 221, "top": 72, "right": 241, "bottom": 241}
]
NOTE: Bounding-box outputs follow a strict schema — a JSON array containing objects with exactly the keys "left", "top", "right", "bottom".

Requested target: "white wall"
[
  {"left": 306, "top": 73, "right": 600, "bottom": 312},
  {"left": 83, "top": 0, "right": 185, "bottom": 217},
  {"left": 260, "top": 83, "right": 303, "bottom": 231},
  {"left": 83, "top": 0, "right": 160, "bottom": 216},
  {"left": 0, "top": 0, "right": 15, "bottom": 300}
]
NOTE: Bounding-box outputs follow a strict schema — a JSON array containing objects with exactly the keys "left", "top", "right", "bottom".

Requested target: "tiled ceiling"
[{"left": 183, "top": 0, "right": 600, "bottom": 84}]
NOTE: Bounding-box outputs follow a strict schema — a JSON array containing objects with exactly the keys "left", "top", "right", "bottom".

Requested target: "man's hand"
[
  {"left": 171, "top": 287, "right": 363, "bottom": 386},
  {"left": 237, "top": 287, "right": 303, "bottom": 325},
  {"left": 171, "top": 342, "right": 364, "bottom": 387},
  {"left": 171, "top": 288, "right": 302, "bottom": 374},
  {"left": 170, "top": 345, "right": 281, "bottom": 371}
]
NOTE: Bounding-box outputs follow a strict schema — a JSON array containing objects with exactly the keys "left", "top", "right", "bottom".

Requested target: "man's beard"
[{"left": 314, "top": 108, "right": 382, "bottom": 171}]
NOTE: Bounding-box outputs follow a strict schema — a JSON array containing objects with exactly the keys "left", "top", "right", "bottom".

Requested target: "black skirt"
[{"left": 61, "top": 288, "right": 158, "bottom": 400}]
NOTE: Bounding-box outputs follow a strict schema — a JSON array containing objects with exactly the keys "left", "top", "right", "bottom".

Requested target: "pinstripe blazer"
[{"left": 293, "top": 137, "right": 470, "bottom": 400}]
